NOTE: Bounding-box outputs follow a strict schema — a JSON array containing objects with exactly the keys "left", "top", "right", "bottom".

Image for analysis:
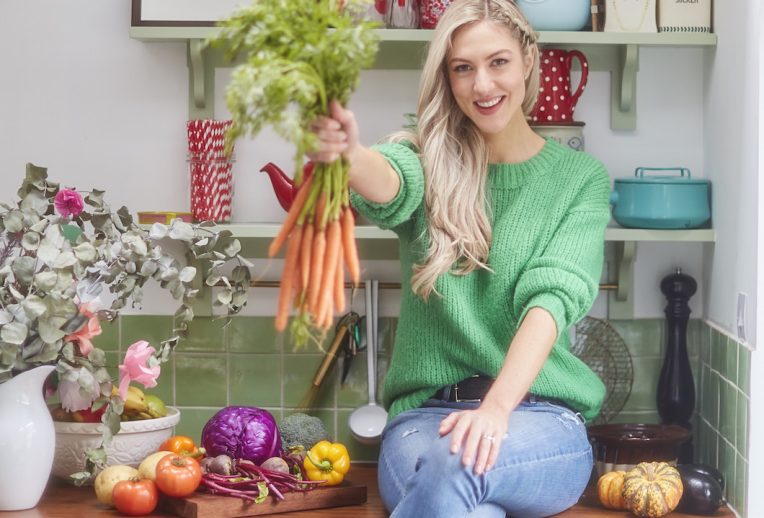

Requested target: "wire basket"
[
  {"left": 571, "top": 316, "right": 633, "bottom": 424},
  {"left": 187, "top": 120, "right": 235, "bottom": 223}
]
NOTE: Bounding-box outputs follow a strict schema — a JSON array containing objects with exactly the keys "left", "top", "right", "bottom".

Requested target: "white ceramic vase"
[{"left": 0, "top": 365, "right": 56, "bottom": 511}]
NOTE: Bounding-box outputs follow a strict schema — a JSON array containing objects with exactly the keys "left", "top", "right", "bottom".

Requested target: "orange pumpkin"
[
  {"left": 597, "top": 470, "right": 627, "bottom": 510},
  {"left": 623, "top": 462, "right": 684, "bottom": 518}
]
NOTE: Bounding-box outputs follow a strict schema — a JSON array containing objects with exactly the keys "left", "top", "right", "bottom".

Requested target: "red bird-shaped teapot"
[
  {"left": 260, "top": 161, "right": 358, "bottom": 218},
  {"left": 260, "top": 161, "right": 315, "bottom": 212}
]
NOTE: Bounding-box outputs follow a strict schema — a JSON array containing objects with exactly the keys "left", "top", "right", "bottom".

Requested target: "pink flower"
[
  {"left": 54, "top": 188, "right": 84, "bottom": 218},
  {"left": 118, "top": 340, "right": 160, "bottom": 401},
  {"left": 64, "top": 304, "right": 102, "bottom": 356},
  {"left": 59, "top": 373, "right": 99, "bottom": 412}
]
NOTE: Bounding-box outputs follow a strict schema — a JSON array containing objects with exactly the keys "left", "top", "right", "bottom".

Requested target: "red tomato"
[
  {"left": 155, "top": 454, "right": 202, "bottom": 498},
  {"left": 112, "top": 479, "right": 158, "bottom": 516}
]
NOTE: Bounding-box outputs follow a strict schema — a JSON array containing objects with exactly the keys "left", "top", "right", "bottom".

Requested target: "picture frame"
[{"left": 131, "top": 0, "right": 244, "bottom": 27}]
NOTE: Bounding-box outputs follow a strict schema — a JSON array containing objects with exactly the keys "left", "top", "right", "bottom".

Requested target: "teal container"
[
  {"left": 516, "top": 0, "right": 591, "bottom": 31},
  {"left": 610, "top": 167, "right": 711, "bottom": 229}
]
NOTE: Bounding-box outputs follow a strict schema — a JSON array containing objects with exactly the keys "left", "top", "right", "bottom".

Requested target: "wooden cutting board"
[{"left": 159, "top": 481, "right": 367, "bottom": 518}]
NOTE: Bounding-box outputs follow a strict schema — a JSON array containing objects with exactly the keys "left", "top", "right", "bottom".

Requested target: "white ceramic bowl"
[{"left": 52, "top": 407, "right": 180, "bottom": 481}]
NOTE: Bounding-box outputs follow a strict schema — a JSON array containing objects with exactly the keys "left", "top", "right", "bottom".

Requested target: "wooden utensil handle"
[{"left": 312, "top": 325, "right": 348, "bottom": 387}]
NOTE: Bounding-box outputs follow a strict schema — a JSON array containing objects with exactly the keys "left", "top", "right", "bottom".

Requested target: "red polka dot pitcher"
[{"left": 530, "top": 49, "right": 589, "bottom": 124}]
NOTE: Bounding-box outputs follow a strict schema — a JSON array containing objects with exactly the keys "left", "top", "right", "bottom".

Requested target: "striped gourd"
[{"left": 623, "top": 462, "right": 684, "bottom": 518}]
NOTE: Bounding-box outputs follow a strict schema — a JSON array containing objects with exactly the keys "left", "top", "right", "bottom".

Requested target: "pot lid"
[{"left": 615, "top": 167, "right": 710, "bottom": 185}]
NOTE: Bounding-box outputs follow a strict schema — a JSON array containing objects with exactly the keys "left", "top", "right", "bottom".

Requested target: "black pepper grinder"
[{"left": 656, "top": 268, "right": 696, "bottom": 463}]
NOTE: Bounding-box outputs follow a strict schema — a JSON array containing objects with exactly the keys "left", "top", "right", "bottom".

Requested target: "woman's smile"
[{"left": 474, "top": 95, "right": 506, "bottom": 114}]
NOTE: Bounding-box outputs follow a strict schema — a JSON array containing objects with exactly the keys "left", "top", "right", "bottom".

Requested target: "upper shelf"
[
  {"left": 128, "top": 27, "right": 717, "bottom": 70},
  {"left": 129, "top": 27, "right": 717, "bottom": 130}
]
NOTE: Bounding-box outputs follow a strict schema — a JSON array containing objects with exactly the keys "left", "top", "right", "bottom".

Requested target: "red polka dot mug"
[
  {"left": 529, "top": 48, "right": 589, "bottom": 125},
  {"left": 420, "top": 0, "right": 450, "bottom": 29}
]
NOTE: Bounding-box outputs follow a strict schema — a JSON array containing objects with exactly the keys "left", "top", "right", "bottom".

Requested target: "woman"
[{"left": 310, "top": 0, "right": 610, "bottom": 515}]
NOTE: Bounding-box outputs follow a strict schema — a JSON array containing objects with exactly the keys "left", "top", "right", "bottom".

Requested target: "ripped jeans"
[{"left": 378, "top": 397, "right": 592, "bottom": 518}]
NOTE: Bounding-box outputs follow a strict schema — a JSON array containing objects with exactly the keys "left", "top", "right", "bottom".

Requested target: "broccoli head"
[{"left": 279, "top": 412, "right": 330, "bottom": 450}]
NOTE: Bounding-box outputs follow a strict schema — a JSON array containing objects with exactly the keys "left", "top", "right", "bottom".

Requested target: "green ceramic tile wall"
[
  {"left": 605, "top": 318, "right": 702, "bottom": 425},
  {"left": 696, "top": 325, "right": 750, "bottom": 517},
  {"left": 606, "top": 319, "right": 750, "bottom": 515},
  {"left": 117, "top": 315, "right": 395, "bottom": 462}
]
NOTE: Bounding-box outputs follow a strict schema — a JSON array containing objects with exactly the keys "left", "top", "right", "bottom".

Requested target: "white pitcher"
[{"left": 0, "top": 365, "right": 56, "bottom": 510}]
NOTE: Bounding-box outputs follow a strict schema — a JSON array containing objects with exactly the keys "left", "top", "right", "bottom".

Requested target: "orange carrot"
[
  {"left": 275, "top": 224, "right": 304, "bottom": 331},
  {"left": 320, "top": 218, "right": 342, "bottom": 303},
  {"left": 269, "top": 175, "right": 314, "bottom": 258},
  {"left": 315, "top": 218, "right": 341, "bottom": 325},
  {"left": 314, "top": 192, "right": 327, "bottom": 231},
  {"left": 300, "top": 223, "right": 314, "bottom": 292},
  {"left": 316, "top": 265, "right": 335, "bottom": 329},
  {"left": 291, "top": 257, "right": 304, "bottom": 310},
  {"left": 307, "top": 229, "right": 326, "bottom": 314},
  {"left": 334, "top": 243, "right": 345, "bottom": 312},
  {"left": 341, "top": 206, "right": 360, "bottom": 286},
  {"left": 318, "top": 285, "right": 334, "bottom": 330}
]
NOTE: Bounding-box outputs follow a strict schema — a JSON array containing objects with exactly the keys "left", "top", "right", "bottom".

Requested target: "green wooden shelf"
[
  {"left": 142, "top": 221, "right": 713, "bottom": 318},
  {"left": 165, "top": 222, "right": 714, "bottom": 244},
  {"left": 129, "top": 27, "right": 716, "bottom": 129},
  {"left": 213, "top": 223, "right": 713, "bottom": 319}
]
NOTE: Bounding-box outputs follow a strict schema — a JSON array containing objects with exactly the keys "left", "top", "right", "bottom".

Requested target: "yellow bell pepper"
[{"left": 303, "top": 440, "right": 350, "bottom": 486}]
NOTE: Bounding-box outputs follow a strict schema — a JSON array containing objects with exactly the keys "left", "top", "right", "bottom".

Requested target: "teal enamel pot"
[
  {"left": 515, "top": 0, "right": 591, "bottom": 31},
  {"left": 610, "top": 167, "right": 711, "bottom": 229}
]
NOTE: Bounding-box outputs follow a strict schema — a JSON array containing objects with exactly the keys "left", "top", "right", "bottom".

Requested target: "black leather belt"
[
  {"left": 430, "top": 375, "right": 574, "bottom": 411},
  {"left": 432, "top": 375, "right": 495, "bottom": 403}
]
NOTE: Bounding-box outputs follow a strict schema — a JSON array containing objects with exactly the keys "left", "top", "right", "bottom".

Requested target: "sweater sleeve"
[
  {"left": 349, "top": 142, "right": 425, "bottom": 230},
  {"left": 513, "top": 161, "right": 611, "bottom": 338}
]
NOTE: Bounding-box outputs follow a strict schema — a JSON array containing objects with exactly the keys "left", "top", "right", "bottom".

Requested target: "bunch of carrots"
[
  {"left": 211, "top": 0, "right": 378, "bottom": 346},
  {"left": 268, "top": 159, "right": 360, "bottom": 341}
]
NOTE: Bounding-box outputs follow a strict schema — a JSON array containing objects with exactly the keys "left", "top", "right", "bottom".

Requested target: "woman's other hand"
[
  {"left": 438, "top": 401, "right": 509, "bottom": 476},
  {"left": 308, "top": 100, "right": 361, "bottom": 164}
]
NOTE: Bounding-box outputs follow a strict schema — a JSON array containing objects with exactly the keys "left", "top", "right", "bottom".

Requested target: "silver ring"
[{"left": 482, "top": 434, "right": 495, "bottom": 443}]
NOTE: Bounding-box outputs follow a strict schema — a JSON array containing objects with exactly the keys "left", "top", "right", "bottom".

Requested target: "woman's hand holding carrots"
[{"left": 269, "top": 101, "right": 362, "bottom": 343}]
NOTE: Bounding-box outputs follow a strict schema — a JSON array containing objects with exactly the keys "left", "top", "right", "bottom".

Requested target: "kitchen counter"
[{"left": 22, "top": 466, "right": 735, "bottom": 517}]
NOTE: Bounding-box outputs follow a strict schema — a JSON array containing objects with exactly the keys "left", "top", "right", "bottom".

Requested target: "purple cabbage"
[{"left": 201, "top": 406, "right": 282, "bottom": 465}]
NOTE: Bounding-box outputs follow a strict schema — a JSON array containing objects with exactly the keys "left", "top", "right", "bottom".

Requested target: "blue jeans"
[{"left": 378, "top": 398, "right": 593, "bottom": 518}]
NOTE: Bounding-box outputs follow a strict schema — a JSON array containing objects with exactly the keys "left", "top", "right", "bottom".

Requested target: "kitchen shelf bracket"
[
  {"left": 608, "top": 240, "right": 636, "bottom": 319},
  {"left": 611, "top": 44, "right": 638, "bottom": 130},
  {"left": 187, "top": 39, "right": 215, "bottom": 120}
]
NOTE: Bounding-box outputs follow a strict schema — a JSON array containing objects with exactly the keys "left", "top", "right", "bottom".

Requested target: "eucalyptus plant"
[{"left": 0, "top": 163, "right": 251, "bottom": 482}]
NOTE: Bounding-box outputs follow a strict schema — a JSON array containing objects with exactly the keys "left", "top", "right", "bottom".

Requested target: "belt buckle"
[{"left": 452, "top": 383, "right": 481, "bottom": 403}]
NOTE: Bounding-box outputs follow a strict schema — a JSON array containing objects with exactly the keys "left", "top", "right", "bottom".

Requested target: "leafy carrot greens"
[{"left": 210, "top": 0, "right": 379, "bottom": 348}]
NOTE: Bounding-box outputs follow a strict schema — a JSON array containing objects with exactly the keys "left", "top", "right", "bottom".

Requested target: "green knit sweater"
[{"left": 350, "top": 138, "right": 610, "bottom": 421}]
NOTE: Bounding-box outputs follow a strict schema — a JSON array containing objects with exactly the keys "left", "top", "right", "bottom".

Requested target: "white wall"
[
  {"left": 704, "top": 1, "right": 759, "bottom": 347},
  {"left": 0, "top": 1, "right": 189, "bottom": 213},
  {"left": 703, "top": 1, "right": 761, "bottom": 515},
  {"left": 0, "top": 0, "right": 710, "bottom": 321},
  {"left": 754, "top": 5, "right": 764, "bottom": 513}
]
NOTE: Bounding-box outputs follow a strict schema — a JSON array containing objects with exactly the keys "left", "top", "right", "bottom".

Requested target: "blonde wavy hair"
[{"left": 388, "top": 0, "right": 540, "bottom": 299}]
